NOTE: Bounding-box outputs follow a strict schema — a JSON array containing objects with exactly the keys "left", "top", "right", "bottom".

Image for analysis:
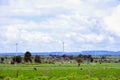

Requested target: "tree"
[
  {"left": 87, "top": 55, "right": 94, "bottom": 63},
  {"left": 16, "top": 56, "right": 22, "bottom": 63},
  {"left": 34, "top": 55, "right": 41, "bottom": 63},
  {"left": 0, "top": 57, "right": 4, "bottom": 63},
  {"left": 12, "top": 56, "right": 22, "bottom": 63},
  {"left": 90, "top": 57, "right": 94, "bottom": 62},
  {"left": 69, "top": 55, "right": 75, "bottom": 60},
  {"left": 76, "top": 57, "right": 83, "bottom": 67},
  {"left": 24, "top": 51, "right": 32, "bottom": 63}
]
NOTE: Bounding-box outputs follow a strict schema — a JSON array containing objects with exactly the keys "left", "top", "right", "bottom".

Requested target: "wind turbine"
[{"left": 62, "top": 41, "right": 65, "bottom": 53}]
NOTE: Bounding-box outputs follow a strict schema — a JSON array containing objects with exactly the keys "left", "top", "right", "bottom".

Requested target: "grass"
[{"left": 0, "top": 63, "right": 120, "bottom": 80}]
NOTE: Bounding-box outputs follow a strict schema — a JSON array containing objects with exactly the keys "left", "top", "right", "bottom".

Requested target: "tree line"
[{"left": 0, "top": 51, "right": 120, "bottom": 64}]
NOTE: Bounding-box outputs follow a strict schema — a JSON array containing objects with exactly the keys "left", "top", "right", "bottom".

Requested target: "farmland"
[
  {"left": 0, "top": 52, "right": 120, "bottom": 80},
  {"left": 0, "top": 63, "right": 120, "bottom": 80}
]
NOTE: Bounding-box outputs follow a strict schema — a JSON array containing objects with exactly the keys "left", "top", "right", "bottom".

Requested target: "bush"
[
  {"left": 12, "top": 56, "right": 22, "bottom": 63},
  {"left": 34, "top": 55, "right": 41, "bottom": 63}
]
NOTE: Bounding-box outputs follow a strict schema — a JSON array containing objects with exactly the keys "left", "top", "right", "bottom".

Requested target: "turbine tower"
[
  {"left": 16, "top": 43, "right": 18, "bottom": 55},
  {"left": 62, "top": 41, "right": 64, "bottom": 53}
]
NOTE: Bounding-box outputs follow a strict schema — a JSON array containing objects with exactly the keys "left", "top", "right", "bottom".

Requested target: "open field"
[{"left": 0, "top": 63, "right": 120, "bottom": 80}]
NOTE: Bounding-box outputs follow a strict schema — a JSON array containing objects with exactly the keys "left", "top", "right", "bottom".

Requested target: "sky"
[{"left": 0, "top": 0, "right": 120, "bottom": 52}]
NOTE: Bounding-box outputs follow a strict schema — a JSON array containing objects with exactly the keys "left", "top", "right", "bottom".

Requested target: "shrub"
[
  {"left": 34, "top": 55, "right": 41, "bottom": 63},
  {"left": 12, "top": 56, "right": 22, "bottom": 64}
]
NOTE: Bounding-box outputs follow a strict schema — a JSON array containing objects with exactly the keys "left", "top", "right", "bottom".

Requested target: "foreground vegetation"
[
  {"left": 0, "top": 63, "right": 120, "bottom": 80},
  {"left": 0, "top": 51, "right": 120, "bottom": 80}
]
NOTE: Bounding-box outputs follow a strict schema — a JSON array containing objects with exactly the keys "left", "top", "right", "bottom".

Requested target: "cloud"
[
  {"left": 0, "top": 0, "right": 120, "bottom": 52},
  {"left": 104, "top": 5, "right": 120, "bottom": 36}
]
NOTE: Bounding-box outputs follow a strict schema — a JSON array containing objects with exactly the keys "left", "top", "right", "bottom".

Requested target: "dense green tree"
[{"left": 24, "top": 51, "right": 32, "bottom": 63}]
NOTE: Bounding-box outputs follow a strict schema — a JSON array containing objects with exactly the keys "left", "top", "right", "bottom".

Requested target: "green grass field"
[{"left": 0, "top": 63, "right": 120, "bottom": 80}]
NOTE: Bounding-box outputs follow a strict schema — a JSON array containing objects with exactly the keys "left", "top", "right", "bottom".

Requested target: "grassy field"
[{"left": 0, "top": 63, "right": 120, "bottom": 80}]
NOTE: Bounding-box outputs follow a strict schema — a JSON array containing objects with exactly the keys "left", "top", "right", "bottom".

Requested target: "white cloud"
[
  {"left": 104, "top": 5, "right": 120, "bottom": 36},
  {"left": 0, "top": 0, "right": 120, "bottom": 52}
]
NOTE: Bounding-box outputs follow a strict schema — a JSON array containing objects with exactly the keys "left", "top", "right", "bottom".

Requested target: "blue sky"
[{"left": 0, "top": 0, "right": 120, "bottom": 52}]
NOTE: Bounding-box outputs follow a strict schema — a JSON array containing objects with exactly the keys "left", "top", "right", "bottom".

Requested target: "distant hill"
[
  {"left": 80, "top": 50, "right": 120, "bottom": 56},
  {"left": 0, "top": 50, "right": 120, "bottom": 56}
]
